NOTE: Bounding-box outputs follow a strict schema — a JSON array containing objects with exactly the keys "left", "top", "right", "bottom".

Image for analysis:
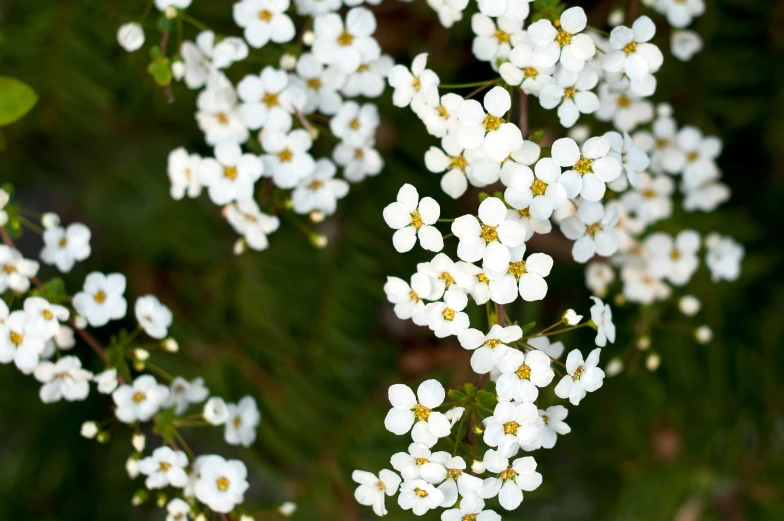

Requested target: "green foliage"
[
  {"left": 0, "top": 76, "right": 38, "bottom": 127},
  {"left": 147, "top": 46, "right": 172, "bottom": 86}
]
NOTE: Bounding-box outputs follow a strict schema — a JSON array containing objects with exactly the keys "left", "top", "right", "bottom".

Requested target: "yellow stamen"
[
  {"left": 515, "top": 363, "right": 531, "bottom": 380},
  {"left": 480, "top": 224, "right": 499, "bottom": 243}
]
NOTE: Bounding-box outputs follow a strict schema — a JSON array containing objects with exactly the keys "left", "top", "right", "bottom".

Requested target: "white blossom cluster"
[
  {"left": 119, "top": 0, "right": 392, "bottom": 253},
  {"left": 0, "top": 185, "right": 277, "bottom": 519}
]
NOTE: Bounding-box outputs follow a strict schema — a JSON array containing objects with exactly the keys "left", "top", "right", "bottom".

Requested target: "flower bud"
[
  {"left": 164, "top": 6, "right": 177, "bottom": 19},
  {"left": 233, "top": 238, "right": 246, "bottom": 255},
  {"left": 637, "top": 336, "right": 650, "bottom": 351},
  {"left": 310, "top": 233, "right": 328, "bottom": 249},
  {"left": 172, "top": 60, "right": 186, "bottom": 81},
  {"left": 96, "top": 431, "right": 111, "bottom": 444},
  {"left": 131, "top": 489, "right": 148, "bottom": 506},
  {"left": 41, "top": 212, "right": 61, "bottom": 229},
  {"left": 607, "top": 8, "right": 625, "bottom": 27},
  {"left": 133, "top": 360, "right": 146, "bottom": 372},
  {"left": 471, "top": 460, "right": 485, "bottom": 474},
  {"left": 134, "top": 348, "right": 150, "bottom": 361},
  {"left": 678, "top": 295, "right": 701, "bottom": 316},
  {"left": 562, "top": 309, "right": 582, "bottom": 326},
  {"left": 195, "top": 515, "right": 207, "bottom": 521},
  {"left": 302, "top": 30, "right": 316, "bottom": 45},
  {"left": 695, "top": 326, "right": 712, "bottom": 344},
  {"left": 309, "top": 210, "right": 325, "bottom": 223},
  {"left": 162, "top": 338, "right": 179, "bottom": 352},
  {"left": 156, "top": 492, "right": 168, "bottom": 508},
  {"left": 126, "top": 456, "right": 140, "bottom": 479},
  {"left": 279, "top": 53, "right": 297, "bottom": 71},
  {"left": 80, "top": 421, "right": 98, "bottom": 439},
  {"left": 646, "top": 352, "right": 661, "bottom": 371},
  {"left": 613, "top": 294, "right": 626, "bottom": 306},
  {"left": 132, "top": 433, "right": 146, "bottom": 453},
  {"left": 278, "top": 502, "right": 297, "bottom": 517},
  {"left": 117, "top": 23, "right": 145, "bottom": 53},
  {"left": 74, "top": 315, "right": 88, "bottom": 329},
  {"left": 605, "top": 357, "right": 624, "bottom": 377},
  {"left": 204, "top": 397, "right": 229, "bottom": 425},
  {"left": 55, "top": 325, "right": 76, "bottom": 349}
]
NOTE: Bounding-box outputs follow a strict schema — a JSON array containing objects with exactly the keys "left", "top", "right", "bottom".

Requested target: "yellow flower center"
[
  {"left": 2, "top": 264, "right": 15, "bottom": 274},
  {"left": 572, "top": 366, "right": 584, "bottom": 380},
  {"left": 349, "top": 118, "right": 361, "bottom": 130},
  {"left": 563, "top": 86, "right": 577, "bottom": 99},
  {"left": 416, "top": 458, "right": 429, "bottom": 466},
  {"left": 308, "top": 179, "right": 324, "bottom": 190},
  {"left": 216, "top": 477, "right": 230, "bottom": 491},
  {"left": 258, "top": 9, "right": 273, "bottom": 21},
  {"left": 483, "top": 114, "right": 503, "bottom": 131},
  {"left": 462, "top": 515, "right": 477, "bottom": 521},
  {"left": 586, "top": 223, "right": 602, "bottom": 236},
  {"left": 495, "top": 29, "right": 510, "bottom": 43},
  {"left": 556, "top": 30, "right": 573, "bottom": 46},
  {"left": 307, "top": 78, "right": 322, "bottom": 90},
  {"left": 541, "top": 414, "right": 549, "bottom": 424},
  {"left": 447, "top": 468, "right": 462, "bottom": 479},
  {"left": 233, "top": 416, "right": 242, "bottom": 428},
  {"left": 574, "top": 157, "right": 592, "bottom": 174},
  {"left": 671, "top": 249, "right": 682, "bottom": 260},
  {"left": 687, "top": 151, "right": 699, "bottom": 162},
  {"left": 643, "top": 189, "right": 656, "bottom": 198},
  {"left": 623, "top": 42, "right": 637, "bottom": 55},
  {"left": 376, "top": 480, "right": 386, "bottom": 491},
  {"left": 94, "top": 290, "right": 107, "bottom": 304},
  {"left": 508, "top": 261, "right": 526, "bottom": 278},
  {"left": 42, "top": 309, "right": 53, "bottom": 320},
  {"left": 480, "top": 224, "right": 499, "bottom": 243},
  {"left": 655, "top": 138, "right": 669, "bottom": 149},
  {"left": 132, "top": 392, "right": 146, "bottom": 403},
  {"left": 486, "top": 338, "right": 501, "bottom": 348},
  {"left": 440, "top": 272, "right": 455, "bottom": 286},
  {"left": 410, "top": 211, "right": 424, "bottom": 229},
  {"left": 278, "top": 148, "right": 293, "bottom": 163},
  {"left": 438, "top": 105, "right": 449, "bottom": 118},
  {"left": 531, "top": 179, "right": 548, "bottom": 196},
  {"left": 415, "top": 487, "right": 429, "bottom": 498},
  {"left": 262, "top": 92, "right": 279, "bottom": 107},
  {"left": 477, "top": 272, "right": 489, "bottom": 283},
  {"left": 216, "top": 112, "right": 229, "bottom": 125},
  {"left": 412, "top": 77, "right": 421, "bottom": 92},
  {"left": 357, "top": 64, "right": 369, "bottom": 72},
  {"left": 450, "top": 155, "right": 467, "bottom": 170},
  {"left": 499, "top": 468, "right": 517, "bottom": 480},
  {"left": 443, "top": 308, "right": 456, "bottom": 321},
  {"left": 59, "top": 237, "right": 68, "bottom": 248},
  {"left": 515, "top": 363, "right": 532, "bottom": 380},
  {"left": 337, "top": 31, "right": 354, "bottom": 46},
  {"left": 159, "top": 462, "right": 171, "bottom": 471},
  {"left": 523, "top": 67, "right": 539, "bottom": 78},
  {"left": 503, "top": 421, "right": 520, "bottom": 435},
  {"left": 518, "top": 207, "right": 531, "bottom": 218},
  {"left": 9, "top": 331, "right": 23, "bottom": 346},
  {"left": 223, "top": 166, "right": 238, "bottom": 180},
  {"left": 413, "top": 403, "right": 431, "bottom": 421},
  {"left": 353, "top": 148, "right": 364, "bottom": 160},
  {"left": 409, "top": 290, "right": 420, "bottom": 302},
  {"left": 617, "top": 94, "right": 631, "bottom": 108}
]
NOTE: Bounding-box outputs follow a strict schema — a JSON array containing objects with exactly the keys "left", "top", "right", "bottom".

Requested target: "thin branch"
[{"left": 518, "top": 90, "right": 528, "bottom": 139}]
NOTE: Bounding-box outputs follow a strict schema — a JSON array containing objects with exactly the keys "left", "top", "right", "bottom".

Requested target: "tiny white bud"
[
  {"left": 279, "top": 53, "right": 297, "bottom": 71},
  {"left": 126, "top": 457, "right": 140, "bottom": 479},
  {"left": 308, "top": 127, "right": 320, "bottom": 140},
  {"left": 646, "top": 352, "right": 661, "bottom": 371},
  {"left": 117, "top": 22, "right": 145, "bottom": 53},
  {"left": 695, "top": 326, "right": 713, "bottom": 344},
  {"left": 132, "top": 433, "right": 146, "bottom": 453},
  {"left": 637, "top": 336, "right": 650, "bottom": 351},
  {"left": 607, "top": 8, "right": 625, "bottom": 27},
  {"left": 131, "top": 490, "right": 146, "bottom": 506},
  {"left": 241, "top": 515, "right": 257, "bottom": 521},
  {"left": 80, "top": 421, "right": 99, "bottom": 439},
  {"left": 278, "top": 502, "right": 297, "bottom": 517},
  {"left": 203, "top": 397, "right": 229, "bottom": 425},
  {"left": 0, "top": 189, "right": 9, "bottom": 208},
  {"left": 309, "top": 210, "right": 325, "bottom": 223},
  {"left": 55, "top": 325, "right": 76, "bottom": 349},
  {"left": 605, "top": 357, "right": 624, "bottom": 377},
  {"left": 162, "top": 338, "right": 179, "bottom": 352},
  {"left": 562, "top": 309, "right": 583, "bottom": 326},
  {"left": 678, "top": 295, "right": 701, "bottom": 317},
  {"left": 41, "top": 212, "right": 61, "bottom": 229},
  {"left": 302, "top": 30, "right": 316, "bottom": 45},
  {"left": 74, "top": 315, "right": 88, "bottom": 330},
  {"left": 310, "top": 233, "right": 328, "bottom": 249},
  {"left": 471, "top": 460, "right": 485, "bottom": 474},
  {"left": 567, "top": 124, "right": 590, "bottom": 145},
  {"left": 172, "top": 60, "right": 186, "bottom": 81},
  {"left": 233, "top": 238, "right": 246, "bottom": 255},
  {"left": 134, "top": 348, "right": 150, "bottom": 361},
  {"left": 164, "top": 6, "right": 178, "bottom": 19},
  {"left": 195, "top": 515, "right": 208, "bottom": 521}
]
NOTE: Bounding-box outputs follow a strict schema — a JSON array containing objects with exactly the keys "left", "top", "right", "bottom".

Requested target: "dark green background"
[{"left": 0, "top": 0, "right": 782, "bottom": 519}]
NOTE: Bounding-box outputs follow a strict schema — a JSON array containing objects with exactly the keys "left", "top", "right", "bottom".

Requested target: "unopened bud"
[
  {"left": 156, "top": 492, "right": 168, "bottom": 508},
  {"left": 131, "top": 489, "right": 148, "bottom": 506},
  {"left": 164, "top": 6, "right": 178, "bottom": 19},
  {"left": 279, "top": 53, "right": 297, "bottom": 71},
  {"left": 308, "top": 127, "right": 320, "bottom": 140},
  {"left": 134, "top": 348, "right": 150, "bottom": 361},
  {"left": 695, "top": 325, "right": 712, "bottom": 344},
  {"left": 233, "top": 238, "right": 246, "bottom": 255},
  {"left": 74, "top": 315, "right": 88, "bottom": 329},
  {"left": 613, "top": 294, "right": 626, "bottom": 306},
  {"left": 310, "top": 233, "right": 328, "bottom": 249},
  {"left": 81, "top": 421, "right": 98, "bottom": 439},
  {"left": 471, "top": 460, "right": 485, "bottom": 474},
  {"left": 41, "top": 212, "right": 61, "bottom": 229},
  {"left": 679, "top": 295, "right": 701, "bottom": 316},
  {"left": 637, "top": 336, "right": 650, "bottom": 351},
  {"left": 162, "top": 338, "right": 179, "bottom": 353},
  {"left": 607, "top": 8, "right": 625, "bottom": 26},
  {"left": 172, "top": 60, "right": 185, "bottom": 81},
  {"left": 96, "top": 431, "right": 111, "bottom": 444},
  {"left": 605, "top": 357, "right": 624, "bottom": 377},
  {"left": 646, "top": 352, "right": 661, "bottom": 371},
  {"left": 309, "top": 210, "right": 325, "bottom": 223},
  {"left": 302, "top": 30, "right": 316, "bottom": 45},
  {"left": 133, "top": 360, "right": 146, "bottom": 372},
  {"left": 278, "top": 502, "right": 297, "bottom": 517},
  {"left": 126, "top": 456, "right": 140, "bottom": 478},
  {"left": 132, "top": 433, "right": 146, "bottom": 452}
]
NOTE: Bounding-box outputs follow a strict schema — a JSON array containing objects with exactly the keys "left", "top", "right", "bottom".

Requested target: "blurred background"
[{"left": 0, "top": 0, "right": 782, "bottom": 520}]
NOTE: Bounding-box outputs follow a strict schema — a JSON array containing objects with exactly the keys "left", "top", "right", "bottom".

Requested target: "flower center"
[
  {"left": 412, "top": 77, "right": 421, "bottom": 92},
  {"left": 541, "top": 414, "right": 549, "bottom": 424},
  {"left": 410, "top": 211, "right": 424, "bottom": 229},
  {"left": 278, "top": 148, "right": 293, "bottom": 163},
  {"left": 477, "top": 272, "right": 489, "bottom": 283},
  {"left": 515, "top": 363, "right": 531, "bottom": 380},
  {"left": 443, "top": 307, "right": 456, "bottom": 321},
  {"left": 42, "top": 309, "right": 53, "bottom": 320},
  {"left": 643, "top": 188, "right": 656, "bottom": 198},
  {"left": 687, "top": 151, "right": 699, "bottom": 162},
  {"left": 440, "top": 272, "right": 455, "bottom": 286},
  {"left": 59, "top": 237, "right": 68, "bottom": 248},
  {"left": 480, "top": 224, "right": 499, "bottom": 243},
  {"left": 9, "top": 331, "right": 23, "bottom": 346},
  {"left": 572, "top": 366, "right": 584, "bottom": 380},
  {"left": 671, "top": 249, "right": 682, "bottom": 260},
  {"left": 159, "top": 462, "right": 171, "bottom": 472},
  {"left": 447, "top": 468, "right": 462, "bottom": 479},
  {"left": 655, "top": 138, "right": 669, "bottom": 149},
  {"left": 462, "top": 515, "right": 477, "bottom": 521},
  {"left": 132, "top": 392, "right": 146, "bottom": 403},
  {"left": 450, "top": 154, "right": 467, "bottom": 170},
  {"left": 415, "top": 457, "right": 429, "bottom": 466},
  {"left": 486, "top": 338, "right": 501, "bottom": 348},
  {"left": 508, "top": 261, "right": 526, "bottom": 278},
  {"left": 262, "top": 92, "right": 279, "bottom": 107},
  {"left": 2, "top": 264, "right": 14, "bottom": 274},
  {"left": 563, "top": 86, "right": 577, "bottom": 99},
  {"left": 94, "top": 290, "right": 107, "bottom": 303},
  {"left": 503, "top": 421, "right": 520, "bottom": 435},
  {"left": 216, "top": 112, "right": 229, "bottom": 125},
  {"left": 574, "top": 157, "right": 592, "bottom": 174},
  {"left": 216, "top": 477, "right": 230, "bottom": 491},
  {"left": 518, "top": 207, "right": 531, "bottom": 218},
  {"left": 257, "top": 9, "right": 273, "bottom": 21},
  {"left": 415, "top": 487, "right": 429, "bottom": 498},
  {"left": 349, "top": 118, "right": 361, "bottom": 130},
  {"left": 337, "top": 30, "right": 354, "bottom": 46},
  {"left": 617, "top": 94, "right": 631, "bottom": 108},
  {"left": 357, "top": 64, "right": 369, "bottom": 72},
  {"left": 308, "top": 179, "right": 324, "bottom": 190},
  {"left": 623, "top": 42, "right": 637, "bottom": 55},
  {"left": 307, "top": 78, "right": 322, "bottom": 90},
  {"left": 499, "top": 468, "right": 517, "bottom": 480},
  {"left": 409, "top": 290, "right": 420, "bottom": 302},
  {"left": 523, "top": 67, "right": 539, "bottom": 78},
  {"left": 483, "top": 114, "right": 503, "bottom": 131},
  {"left": 531, "top": 179, "right": 548, "bottom": 196},
  {"left": 376, "top": 480, "right": 386, "bottom": 491},
  {"left": 586, "top": 223, "right": 602, "bottom": 236},
  {"left": 413, "top": 403, "right": 431, "bottom": 421},
  {"left": 556, "top": 30, "right": 573, "bottom": 46},
  {"left": 438, "top": 105, "right": 449, "bottom": 118},
  {"left": 495, "top": 29, "right": 510, "bottom": 43},
  {"left": 223, "top": 166, "right": 238, "bottom": 180}
]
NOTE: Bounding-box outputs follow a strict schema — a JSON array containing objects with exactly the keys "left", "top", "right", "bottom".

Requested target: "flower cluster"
[{"left": 119, "top": 0, "right": 392, "bottom": 253}]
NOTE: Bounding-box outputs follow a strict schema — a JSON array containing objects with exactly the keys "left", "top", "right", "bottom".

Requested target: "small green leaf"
[
  {"left": 476, "top": 390, "right": 498, "bottom": 410},
  {"left": 461, "top": 383, "right": 477, "bottom": 397},
  {"left": 0, "top": 77, "right": 38, "bottom": 127},
  {"left": 529, "top": 130, "right": 545, "bottom": 144},
  {"left": 448, "top": 389, "right": 467, "bottom": 402},
  {"left": 478, "top": 192, "right": 489, "bottom": 203},
  {"left": 30, "top": 277, "right": 67, "bottom": 303},
  {"left": 521, "top": 321, "right": 537, "bottom": 335}
]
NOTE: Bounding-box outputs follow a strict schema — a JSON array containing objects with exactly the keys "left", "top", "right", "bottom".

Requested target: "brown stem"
[
  {"left": 518, "top": 90, "right": 528, "bottom": 139},
  {"left": 626, "top": 0, "right": 639, "bottom": 26}
]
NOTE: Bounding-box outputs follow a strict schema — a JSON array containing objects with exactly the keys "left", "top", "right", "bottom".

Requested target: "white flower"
[
  {"left": 621, "top": 266, "right": 671, "bottom": 304},
  {"left": 23, "top": 297, "right": 69, "bottom": 340},
  {"left": 383, "top": 184, "right": 442, "bottom": 253},
  {"left": 417, "top": 253, "right": 474, "bottom": 300},
  {"left": 138, "top": 446, "right": 189, "bottom": 489},
  {"left": 233, "top": 0, "right": 296, "bottom": 48},
  {"left": 563, "top": 309, "right": 582, "bottom": 326},
  {"left": 456, "top": 87, "right": 523, "bottom": 162},
  {"left": 330, "top": 101, "right": 379, "bottom": 146},
  {"left": 483, "top": 401, "right": 540, "bottom": 456},
  {"left": 438, "top": 455, "right": 483, "bottom": 507},
  {"left": 554, "top": 348, "right": 605, "bottom": 405},
  {"left": 602, "top": 17, "right": 663, "bottom": 86},
  {"left": 94, "top": 368, "right": 118, "bottom": 394},
  {"left": 671, "top": 30, "right": 703, "bottom": 61},
  {"left": 0, "top": 189, "right": 8, "bottom": 226},
  {"left": 180, "top": 31, "right": 248, "bottom": 90},
  {"left": 391, "top": 443, "right": 449, "bottom": 483},
  {"left": 560, "top": 201, "right": 620, "bottom": 263},
  {"left": 471, "top": 15, "right": 524, "bottom": 65},
  {"left": 73, "top": 272, "right": 127, "bottom": 327},
  {"left": 384, "top": 379, "right": 451, "bottom": 446},
  {"left": 352, "top": 469, "right": 401, "bottom": 516},
  {"left": 295, "top": 53, "right": 345, "bottom": 115},
  {"left": 312, "top": 8, "right": 381, "bottom": 74},
  {"left": 225, "top": 395, "right": 261, "bottom": 447},
  {"left": 33, "top": 355, "right": 92, "bottom": 403},
  {"left": 705, "top": 234, "right": 744, "bottom": 282},
  {"left": 605, "top": 131, "right": 650, "bottom": 189},
  {"left": 384, "top": 274, "right": 431, "bottom": 326},
  {"left": 590, "top": 297, "right": 616, "bottom": 347},
  {"left": 477, "top": 0, "right": 531, "bottom": 19},
  {"left": 166, "top": 498, "right": 191, "bottom": 521},
  {"left": 261, "top": 129, "right": 316, "bottom": 189},
  {"left": 645, "top": 230, "right": 701, "bottom": 286},
  {"left": 0, "top": 246, "right": 39, "bottom": 294},
  {"left": 675, "top": 126, "right": 722, "bottom": 188},
  {"left": 294, "top": 0, "right": 340, "bottom": 16},
  {"left": 595, "top": 83, "right": 654, "bottom": 133},
  {"left": 539, "top": 66, "right": 599, "bottom": 128},
  {"left": 156, "top": 0, "right": 191, "bottom": 9},
  {"left": 478, "top": 450, "right": 542, "bottom": 510},
  {"left": 495, "top": 349, "right": 554, "bottom": 403},
  {"left": 199, "top": 143, "right": 263, "bottom": 205},
  {"left": 679, "top": 295, "right": 701, "bottom": 316},
  {"left": 504, "top": 158, "right": 568, "bottom": 220},
  {"left": 333, "top": 138, "right": 384, "bottom": 182},
  {"left": 135, "top": 295, "right": 173, "bottom": 340},
  {"left": 341, "top": 54, "right": 394, "bottom": 99},
  {"left": 537, "top": 405, "right": 570, "bottom": 448},
  {"left": 526, "top": 335, "right": 565, "bottom": 359},
  {"left": 552, "top": 136, "right": 621, "bottom": 201},
  {"left": 237, "top": 66, "right": 304, "bottom": 131},
  {"left": 81, "top": 421, "right": 99, "bottom": 439},
  {"left": 196, "top": 74, "right": 249, "bottom": 146},
  {"left": 424, "top": 136, "right": 475, "bottom": 199},
  {"left": 451, "top": 197, "right": 525, "bottom": 273},
  {"left": 291, "top": 158, "right": 349, "bottom": 216},
  {"left": 486, "top": 244, "right": 553, "bottom": 304},
  {"left": 528, "top": 7, "right": 596, "bottom": 71},
  {"left": 425, "top": 287, "right": 470, "bottom": 338},
  {"left": 167, "top": 148, "right": 203, "bottom": 199},
  {"left": 586, "top": 262, "right": 615, "bottom": 298},
  {"left": 39, "top": 223, "right": 91, "bottom": 273},
  {"left": 117, "top": 23, "right": 145, "bottom": 52},
  {"left": 112, "top": 374, "right": 171, "bottom": 423},
  {"left": 398, "top": 479, "right": 445, "bottom": 516},
  {"left": 457, "top": 324, "right": 522, "bottom": 374},
  {"left": 442, "top": 494, "right": 500, "bottom": 521},
  {"left": 225, "top": 200, "right": 280, "bottom": 252},
  {"left": 165, "top": 377, "right": 210, "bottom": 415},
  {"left": 653, "top": 0, "right": 705, "bottom": 28},
  {"left": 620, "top": 172, "right": 674, "bottom": 224},
  {"left": 421, "top": 92, "right": 463, "bottom": 139},
  {"left": 426, "top": 0, "right": 468, "bottom": 29},
  {"left": 499, "top": 44, "right": 555, "bottom": 96},
  {"left": 204, "top": 397, "right": 230, "bottom": 425},
  {"left": 193, "top": 455, "right": 249, "bottom": 513},
  {"left": 388, "top": 53, "right": 439, "bottom": 109}
]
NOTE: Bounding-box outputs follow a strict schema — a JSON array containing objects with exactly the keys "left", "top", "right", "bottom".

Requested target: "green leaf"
[
  {"left": 521, "top": 321, "right": 537, "bottom": 335},
  {"left": 529, "top": 130, "right": 545, "bottom": 144},
  {"left": 30, "top": 277, "right": 67, "bottom": 303},
  {"left": 147, "top": 58, "right": 172, "bottom": 86},
  {"left": 0, "top": 77, "right": 38, "bottom": 126},
  {"left": 448, "top": 389, "right": 467, "bottom": 402},
  {"left": 475, "top": 390, "right": 497, "bottom": 410},
  {"left": 461, "top": 383, "right": 476, "bottom": 397}
]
